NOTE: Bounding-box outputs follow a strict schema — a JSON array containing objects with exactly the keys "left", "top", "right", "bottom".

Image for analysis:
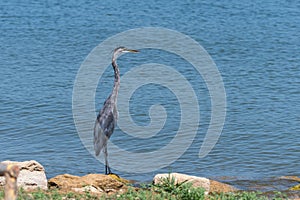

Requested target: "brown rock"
[
  {"left": 209, "top": 180, "right": 236, "bottom": 193},
  {"left": 289, "top": 184, "right": 300, "bottom": 191},
  {"left": 48, "top": 174, "right": 129, "bottom": 195},
  {"left": 280, "top": 176, "right": 300, "bottom": 182},
  {"left": 0, "top": 160, "right": 47, "bottom": 190}
]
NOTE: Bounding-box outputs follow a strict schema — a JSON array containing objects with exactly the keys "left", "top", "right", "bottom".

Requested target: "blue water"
[{"left": 1, "top": 0, "right": 299, "bottom": 184}]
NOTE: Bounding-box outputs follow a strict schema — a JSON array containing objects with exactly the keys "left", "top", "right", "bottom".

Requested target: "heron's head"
[{"left": 113, "top": 46, "right": 139, "bottom": 61}]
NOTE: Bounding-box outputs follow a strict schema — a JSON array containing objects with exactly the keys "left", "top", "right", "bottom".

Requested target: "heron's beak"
[{"left": 127, "top": 49, "right": 139, "bottom": 53}]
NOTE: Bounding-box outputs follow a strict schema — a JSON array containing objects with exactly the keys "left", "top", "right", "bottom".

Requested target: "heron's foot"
[
  {"left": 107, "top": 173, "right": 132, "bottom": 184},
  {"left": 108, "top": 172, "right": 120, "bottom": 179}
]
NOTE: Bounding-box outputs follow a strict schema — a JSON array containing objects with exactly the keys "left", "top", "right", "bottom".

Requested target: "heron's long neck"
[{"left": 111, "top": 59, "right": 120, "bottom": 103}]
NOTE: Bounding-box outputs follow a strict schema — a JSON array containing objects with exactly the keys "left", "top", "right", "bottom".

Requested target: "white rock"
[{"left": 0, "top": 160, "right": 47, "bottom": 190}]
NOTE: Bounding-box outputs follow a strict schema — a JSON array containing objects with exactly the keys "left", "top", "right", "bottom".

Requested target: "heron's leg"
[
  {"left": 103, "top": 144, "right": 119, "bottom": 177},
  {"left": 103, "top": 145, "right": 111, "bottom": 175}
]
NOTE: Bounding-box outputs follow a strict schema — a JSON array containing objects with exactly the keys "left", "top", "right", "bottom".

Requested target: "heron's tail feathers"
[
  {"left": 94, "top": 123, "right": 108, "bottom": 156},
  {"left": 94, "top": 140, "right": 103, "bottom": 156}
]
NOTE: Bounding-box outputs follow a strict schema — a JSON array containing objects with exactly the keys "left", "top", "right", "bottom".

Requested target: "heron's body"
[{"left": 93, "top": 47, "right": 138, "bottom": 175}]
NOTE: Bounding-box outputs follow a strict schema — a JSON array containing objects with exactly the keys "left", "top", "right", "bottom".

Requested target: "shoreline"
[{"left": 1, "top": 160, "right": 299, "bottom": 199}]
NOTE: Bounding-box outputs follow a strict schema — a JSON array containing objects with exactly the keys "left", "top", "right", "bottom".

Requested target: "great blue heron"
[{"left": 94, "top": 46, "right": 139, "bottom": 175}]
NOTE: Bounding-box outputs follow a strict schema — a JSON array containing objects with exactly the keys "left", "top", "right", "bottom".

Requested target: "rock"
[
  {"left": 280, "top": 176, "right": 300, "bottom": 182},
  {"left": 153, "top": 173, "right": 236, "bottom": 194},
  {"left": 279, "top": 176, "right": 300, "bottom": 191},
  {"left": 0, "top": 160, "right": 47, "bottom": 190},
  {"left": 290, "top": 184, "right": 300, "bottom": 191},
  {"left": 209, "top": 180, "right": 236, "bottom": 193},
  {"left": 48, "top": 174, "right": 130, "bottom": 195}
]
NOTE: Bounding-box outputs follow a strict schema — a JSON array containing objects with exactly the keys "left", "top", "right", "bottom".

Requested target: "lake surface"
[{"left": 0, "top": 0, "right": 299, "bottom": 186}]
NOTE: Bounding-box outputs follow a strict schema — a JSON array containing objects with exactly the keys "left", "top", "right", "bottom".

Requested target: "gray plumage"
[{"left": 93, "top": 47, "right": 138, "bottom": 175}]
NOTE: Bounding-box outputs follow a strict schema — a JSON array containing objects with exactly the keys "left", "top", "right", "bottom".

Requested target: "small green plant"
[
  {"left": 0, "top": 189, "right": 4, "bottom": 199},
  {"left": 272, "top": 191, "right": 288, "bottom": 200},
  {"left": 152, "top": 174, "right": 205, "bottom": 200},
  {"left": 65, "top": 191, "right": 77, "bottom": 198},
  {"left": 31, "top": 191, "right": 48, "bottom": 199},
  {"left": 177, "top": 182, "right": 205, "bottom": 200},
  {"left": 83, "top": 190, "right": 99, "bottom": 200},
  {"left": 49, "top": 189, "right": 62, "bottom": 200},
  {"left": 153, "top": 174, "right": 181, "bottom": 194},
  {"left": 115, "top": 187, "right": 160, "bottom": 200}
]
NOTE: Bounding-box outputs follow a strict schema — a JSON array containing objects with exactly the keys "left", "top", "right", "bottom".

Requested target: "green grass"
[
  {"left": 0, "top": 187, "right": 101, "bottom": 200},
  {"left": 0, "top": 178, "right": 290, "bottom": 200},
  {"left": 209, "top": 191, "right": 288, "bottom": 200}
]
